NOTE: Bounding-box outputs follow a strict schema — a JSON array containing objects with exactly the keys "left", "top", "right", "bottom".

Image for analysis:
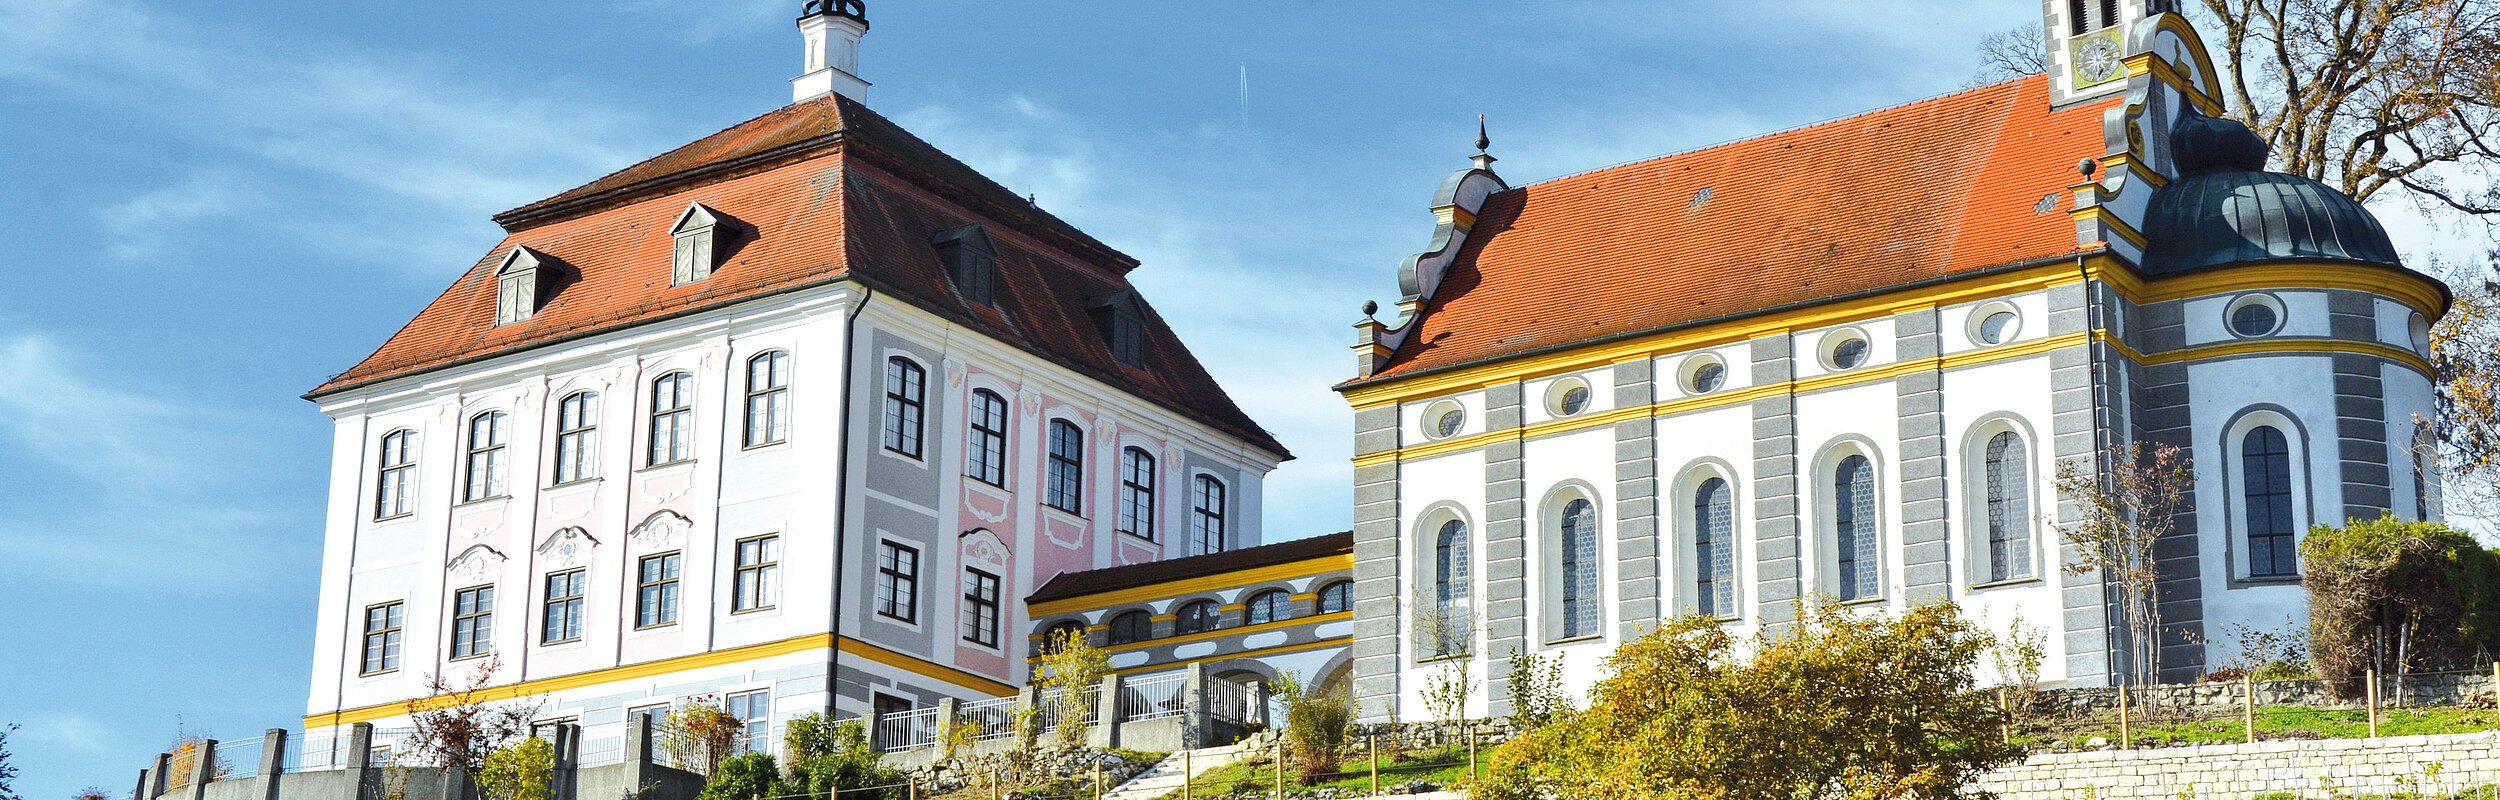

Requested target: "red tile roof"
[
  {"left": 1346, "top": 75, "right": 2115, "bottom": 387},
  {"left": 312, "top": 94, "right": 1287, "bottom": 459}
]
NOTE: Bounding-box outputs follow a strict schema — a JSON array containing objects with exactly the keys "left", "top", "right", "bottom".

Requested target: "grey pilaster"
[
  {"left": 1750, "top": 336, "right": 1802, "bottom": 631},
  {"left": 2126, "top": 290, "right": 2210, "bottom": 682},
  {"left": 1481, "top": 382, "right": 1527, "bottom": 717},
  {"left": 2050, "top": 280, "right": 2118, "bottom": 686},
  {"left": 2331, "top": 293, "right": 2393, "bottom": 522},
  {"left": 1615, "top": 359, "right": 1661, "bottom": 635},
  {"left": 1349, "top": 402, "right": 1404, "bottom": 723},
  {"left": 1896, "top": 309, "right": 1951, "bottom": 601}
]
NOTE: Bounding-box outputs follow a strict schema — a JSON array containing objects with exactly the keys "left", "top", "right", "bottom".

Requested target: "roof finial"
[{"left": 1471, "top": 115, "right": 1497, "bottom": 170}]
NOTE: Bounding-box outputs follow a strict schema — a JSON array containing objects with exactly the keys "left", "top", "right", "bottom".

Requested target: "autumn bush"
[
  {"left": 1474, "top": 600, "right": 2022, "bottom": 800},
  {"left": 2303, "top": 516, "right": 2500, "bottom": 696}
]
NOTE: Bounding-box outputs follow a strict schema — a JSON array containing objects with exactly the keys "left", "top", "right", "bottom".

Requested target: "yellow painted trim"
[
  {"left": 1026, "top": 554, "right": 1356, "bottom": 617},
  {"left": 2127, "top": 53, "right": 2224, "bottom": 117},
  {"left": 306, "top": 633, "right": 837, "bottom": 729},
  {"left": 1110, "top": 636, "right": 1351, "bottom": 676},
  {"left": 1449, "top": 206, "right": 1476, "bottom": 231},
  {"left": 2098, "top": 154, "right": 2169, "bottom": 189},
  {"left": 2099, "top": 332, "right": 2433, "bottom": 377},
  {"left": 2071, "top": 205, "right": 2150, "bottom": 248},
  {"left": 837, "top": 636, "right": 1018, "bottom": 697},
  {"left": 1113, "top": 611, "right": 1351, "bottom": 654}
]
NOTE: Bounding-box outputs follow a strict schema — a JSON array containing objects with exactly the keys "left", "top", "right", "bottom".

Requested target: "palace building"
[
  {"left": 297, "top": 0, "right": 1299, "bottom": 766},
  {"left": 1333, "top": 0, "right": 2444, "bottom": 722}
]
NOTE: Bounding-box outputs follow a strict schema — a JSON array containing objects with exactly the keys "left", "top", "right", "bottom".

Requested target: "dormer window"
[
  {"left": 1087, "top": 291, "right": 1148, "bottom": 367},
  {"left": 495, "top": 247, "right": 551, "bottom": 325},
  {"left": 931, "top": 223, "right": 999, "bottom": 306},
  {"left": 671, "top": 203, "right": 726, "bottom": 286}
]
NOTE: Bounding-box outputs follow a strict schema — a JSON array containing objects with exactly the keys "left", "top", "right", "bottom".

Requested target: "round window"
[
  {"left": 1828, "top": 336, "right": 1870, "bottom": 370},
  {"left": 1432, "top": 407, "right": 1465, "bottom": 438},
  {"left": 2227, "top": 296, "right": 2283, "bottom": 338},
  {"left": 1689, "top": 360, "right": 1727, "bottom": 394},
  {"left": 2409, "top": 312, "right": 2432, "bottom": 357},
  {"left": 1976, "top": 310, "right": 2019, "bottom": 345},
  {"left": 1558, "top": 385, "right": 1591, "bottom": 416}
]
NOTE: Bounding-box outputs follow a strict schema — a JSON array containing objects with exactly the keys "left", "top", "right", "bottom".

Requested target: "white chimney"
[{"left": 792, "top": 1, "right": 870, "bottom": 103}]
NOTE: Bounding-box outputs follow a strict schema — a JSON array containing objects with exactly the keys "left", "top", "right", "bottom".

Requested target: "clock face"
[{"left": 2070, "top": 29, "right": 2128, "bottom": 88}]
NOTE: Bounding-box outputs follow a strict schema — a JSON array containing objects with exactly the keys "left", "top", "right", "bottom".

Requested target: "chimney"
[{"left": 792, "top": 1, "right": 870, "bottom": 103}]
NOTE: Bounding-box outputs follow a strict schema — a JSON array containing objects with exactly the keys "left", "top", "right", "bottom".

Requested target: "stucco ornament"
[
  {"left": 1018, "top": 387, "right": 1043, "bottom": 419},
  {"left": 944, "top": 358, "right": 967, "bottom": 387},
  {"left": 537, "top": 527, "right": 600, "bottom": 569},
  {"left": 446, "top": 545, "right": 506, "bottom": 582},
  {"left": 631, "top": 510, "right": 693, "bottom": 549},
  {"left": 960, "top": 527, "right": 1011, "bottom": 570}
]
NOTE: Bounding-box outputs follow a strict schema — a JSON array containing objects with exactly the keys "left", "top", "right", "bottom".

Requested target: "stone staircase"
[{"left": 1099, "top": 740, "right": 1261, "bottom": 800}]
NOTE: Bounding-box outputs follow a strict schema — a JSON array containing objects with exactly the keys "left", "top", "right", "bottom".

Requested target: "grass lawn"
[
  {"left": 2040, "top": 704, "right": 2500, "bottom": 748},
  {"left": 1169, "top": 746, "right": 1486, "bottom": 798}
]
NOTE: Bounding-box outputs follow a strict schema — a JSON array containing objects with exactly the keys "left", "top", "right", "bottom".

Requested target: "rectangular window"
[
  {"left": 528, "top": 718, "right": 575, "bottom": 742},
  {"left": 967, "top": 390, "right": 1008, "bottom": 487},
  {"left": 1118, "top": 447, "right": 1155, "bottom": 540},
  {"left": 361, "top": 601, "right": 404, "bottom": 675},
  {"left": 961, "top": 568, "right": 1000, "bottom": 648},
  {"left": 883, "top": 358, "right": 926, "bottom": 458},
  {"left": 733, "top": 535, "right": 778, "bottom": 613},
  {"left": 648, "top": 372, "right": 693, "bottom": 466},
  {"left": 463, "top": 411, "right": 508, "bottom": 502},
  {"left": 552, "top": 392, "right": 599, "bottom": 484},
  {"left": 871, "top": 694, "right": 915, "bottom": 752},
  {"left": 743, "top": 352, "right": 790, "bottom": 448},
  {"left": 875, "top": 541, "right": 919, "bottom": 623},
  {"left": 1045, "top": 419, "right": 1084, "bottom": 514},
  {"left": 1191, "top": 476, "right": 1227, "bottom": 555},
  {"left": 450, "top": 585, "right": 495, "bottom": 659},
  {"left": 725, "top": 689, "right": 770, "bottom": 755},
  {"left": 637, "top": 552, "right": 682, "bottom": 628},
  {"left": 375, "top": 430, "right": 416, "bottom": 520},
  {"left": 542, "top": 569, "right": 585, "bottom": 644}
]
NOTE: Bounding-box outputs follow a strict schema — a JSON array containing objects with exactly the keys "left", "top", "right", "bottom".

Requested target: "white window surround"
[
  {"left": 1536, "top": 482, "right": 1606, "bottom": 644},
  {"left": 1817, "top": 327, "right": 1875, "bottom": 372},
  {"left": 1679, "top": 352, "right": 1730, "bottom": 395},
  {"left": 1965, "top": 301, "right": 2024, "bottom": 347},
  {"left": 1668, "top": 460, "right": 1744, "bottom": 620},
  {"left": 1542, "top": 376, "right": 1595, "bottom": 418},
  {"left": 1410, "top": 502, "right": 1477, "bottom": 660},
  {"left": 1959, "top": 416, "right": 2045, "bottom": 588},
  {"left": 1419, "top": 398, "right": 1468, "bottom": 441},
  {"left": 1810, "top": 439, "right": 1889, "bottom": 603},
  {"left": 2220, "top": 408, "right": 2314, "bottom": 582},
  {"left": 2223, "top": 293, "right": 2287, "bottom": 339}
]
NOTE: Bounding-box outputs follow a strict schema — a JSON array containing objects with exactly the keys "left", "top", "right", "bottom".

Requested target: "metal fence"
[
  {"left": 870, "top": 706, "right": 941, "bottom": 752},
  {"left": 1207, "top": 678, "right": 1252, "bottom": 724},
  {"left": 1035, "top": 685, "right": 1099, "bottom": 731},
  {"left": 1118, "top": 673, "right": 1188, "bottom": 722},
  {"left": 957, "top": 695, "right": 1021, "bottom": 741},
  {"left": 216, "top": 738, "right": 268, "bottom": 780},
  {"left": 366, "top": 728, "right": 418, "bottom": 768}
]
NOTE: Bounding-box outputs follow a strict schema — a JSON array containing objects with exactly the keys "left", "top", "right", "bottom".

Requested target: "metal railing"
[
  {"left": 957, "top": 695, "right": 1021, "bottom": 741},
  {"left": 1207, "top": 678, "right": 1252, "bottom": 723},
  {"left": 1117, "top": 673, "right": 1188, "bottom": 722},
  {"left": 217, "top": 739, "right": 268, "bottom": 780},
  {"left": 1034, "top": 685, "right": 1098, "bottom": 730},
  {"left": 366, "top": 728, "right": 418, "bottom": 768},
  {"left": 871, "top": 706, "right": 941, "bottom": 752}
]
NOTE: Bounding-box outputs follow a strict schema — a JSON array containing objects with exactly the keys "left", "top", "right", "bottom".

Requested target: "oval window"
[
  {"left": 2229, "top": 300, "right": 2280, "bottom": 337},
  {"left": 1690, "top": 361, "right": 1727, "bottom": 394},
  {"left": 1559, "top": 385, "right": 1591, "bottom": 416},
  {"left": 1434, "top": 408, "right": 1464, "bottom": 438},
  {"left": 1829, "top": 337, "right": 1870, "bottom": 370},
  {"left": 1977, "top": 310, "right": 2019, "bottom": 345}
]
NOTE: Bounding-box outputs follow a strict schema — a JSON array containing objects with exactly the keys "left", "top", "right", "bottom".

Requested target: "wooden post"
[
  {"left": 1274, "top": 738, "right": 1285, "bottom": 800},
  {"left": 1468, "top": 728, "right": 1479, "bottom": 783},
  {"left": 1997, "top": 687, "right": 2011, "bottom": 742},
  {"left": 1183, "top": 748, "right": 1194, "bottom": 800},
  {"left": 2366, "top": 668, "right": 2381, "bottom": 738},
  {"left": 2117, "top": 685, "right": 2131, "bottom": 749},
  {"left": 2243, "top": 673, "right": 2257, "bottom": 744},
  {"left": 1093, "top": 763, "right": 1102, "bottom": 799},
  {"left": 2491, "top": 661, "right": 2498, "bottom": 709},
  {"left": 909, "top": 778, "right": 918, "bottom": 800},
  {"left": 1368, "top": 735, "right": 1380, "bottom": 797}
]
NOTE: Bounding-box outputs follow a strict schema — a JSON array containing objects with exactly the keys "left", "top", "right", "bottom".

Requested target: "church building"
[
  {"left": 296, "top": 0, "right": 1290, "bottom": 766},
  {"left": 1335, "top": 0, "right": 2446, "bottom": 722}
]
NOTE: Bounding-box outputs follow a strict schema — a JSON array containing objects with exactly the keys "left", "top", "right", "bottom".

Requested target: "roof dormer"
[
  {"left": 495, "top": 247, "right": 554, "bottom": 325},
  {"left": 671, "top": 203, "right": 728, "bottom": 286},
  {"left": 1087, "top": 290, "right": 1150, "bottom": 367},
  {"left": 932, "top": 223, "right": 1000, "bottom": 306}
]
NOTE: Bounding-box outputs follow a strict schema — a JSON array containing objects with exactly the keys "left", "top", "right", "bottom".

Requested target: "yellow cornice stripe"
[
  {"left": 305, "top": 633, "right": 838, "bottom": 729},
  {"left": 1024, "top": 611, "right": 1356, "bottom": 661},
  {"left": 2072, "top": 205, "right": 2150, "bottom": 248},
  {"left": 1026, "top": 555, "right": 1356, "bottom": 617},
  {"left": 2127, "top": 51, "right": 2224, "bottom": 116},
  {"left": 2098, "top": 154, "right": 2169, "bottom": 189},
  {"left": 2099, "top": 331, "right": 2433, "bottom": 377},
  {"left": 1342, "top": 259, "right": 2445, "bottom": 413},
  {"left": 1109, "top": 636, "right": 1351, "bottom": 677},
  {"left": 836, "top": 636, "right": 1017, "bottom": 697}
]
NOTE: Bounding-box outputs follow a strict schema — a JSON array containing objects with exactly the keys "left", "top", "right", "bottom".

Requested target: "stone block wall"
[{"left": 1978, "top": 732, "right": 2500, "bottom": 800}]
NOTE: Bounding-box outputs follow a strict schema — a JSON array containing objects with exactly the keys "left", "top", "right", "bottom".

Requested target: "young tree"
[
  {"left": 1031, "top": 626, "right": 1109, "bottom": 751},
  {"left": 1475, "top": 602, "right": 2021, "bottom": 800},
  {"left": 1972, "top": 21, "right": 2049, "bottom": 82},
  {"left": 405, "top": 657, "right": 540, "bottom": 771},
  {"left": 661, "top": 697, "right": 740, "bottom": 779},
  {"left": 1503, "top": 646, "right": 1570, "bottom": 732},
  {"left": 2055, "top": 441, "right": 2196, "bottom": 685},
  {"left": 1268, "top": 672, "right": 1354, "bottom": 784},
  {"left": 2429, "top": 273, "right": 2500, "bottom": 519},
  {"left": 2302, "top": 515, "right": 2500, "bottom": 695}
]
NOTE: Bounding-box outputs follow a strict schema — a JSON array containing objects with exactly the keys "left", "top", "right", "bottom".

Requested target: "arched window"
[
  {"left": 551, "top": 391, "right": 598, "bottom": 484},
  {"left": 1694, "top": 477, "right": 1735, "bottom": 618},
  {"left": 882, "top": 357, "right": 924, "bottom": 458},
  {"left": 647, "top": 371, "right": 693, "bottom": 466},
  {"left": 744, "top": 350, "right": 790, "bottom": 447},
  {"left": 2412, "top": 425, "right": 2434, "bottom": 520},
  {"left": 1118, "top": 447, "right": 1156, "bottom": 540},
  {"left": 1046, "top": 420, "right": 1084, "bottom": 513},
  {"left": 1557, "top": 498, "right": 1600, "bottom": 639},
  {"left": 1430, "top": 518, "right": 1471, "bottom": 656},
  {"left": 1041, "top": 621, "right": 1085, "bottom": 653},
  {"left": 1317, "top": 580, "right": 1353, "bottom": 615},
  {"left": 1245, "top": 590, "right": 1290, "bottom": 625},
  {"left": 2243, "top": 426, "right": 2299, "bottom": 577},
  {"left": 967, "top": 389, "right": 1008, "bottom": 487},
  {"left": 1983, "top": 431, "right": 2034, "bottom": 582},
  {"left": 1833, "top": 454, "right": 1878, "bottom": 601},
  {"left": 375, "top": 429, "right": 417, "bottom": 519},
  {"left": 1108, "top": 610, "right": 1152, "bottom": 644},
  {"left": 463, "top": 411, "right": 508, "bottom": 502},
  {"left": 1192, "top": 476, "right": 1227, "bottom": 555},
  {"left": 1175, "top": 600, "right": 1221, "bottom": 635}
]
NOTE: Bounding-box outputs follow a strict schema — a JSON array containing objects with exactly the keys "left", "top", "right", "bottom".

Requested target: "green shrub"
[
  {"left": 1271, "top": 672, "right": 1353, "bottom": 783},
  {"left": 787, "top": 719, "right": 903, "bottom": 800},
  {"left": 2302, "top": 516, "right": 2500, "bottom": 696},
  {"left": 693, "top": 753, "right": 786, "bottom": 800},
  {"left": 477, "top": 738, "right": 553, "bottom": 800}
]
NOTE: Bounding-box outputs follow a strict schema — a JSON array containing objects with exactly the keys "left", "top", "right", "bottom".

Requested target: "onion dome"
[{"left": 2140, "top": 115, "right": 2401, "bottom": 274}]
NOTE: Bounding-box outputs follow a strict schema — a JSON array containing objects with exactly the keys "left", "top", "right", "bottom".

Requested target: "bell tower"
[
  {"left": 792, "top": 0, "right": 870, "bottom": 103},
  {"left": 2044, "top": 0, "right": 2174, "bottom": 106}
]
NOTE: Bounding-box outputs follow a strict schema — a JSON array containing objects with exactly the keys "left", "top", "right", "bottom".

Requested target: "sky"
[{"left": 0, "top": 1, "right": 2480, "bottom": 797}]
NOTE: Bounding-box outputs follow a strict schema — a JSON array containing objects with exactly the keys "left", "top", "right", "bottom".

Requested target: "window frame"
[
  {"left": 462, "top": 410, "right": 509, "bottom": 503},
  {"left": 1553, "top": 496, "right": 1601, "bottom": 641},
  {"left": 723, "top": 689, "right": 770, "bottom": 755},
  {"left": 1691, "top": 475, "right": 1738, "bottom": 619},
  {"left": 875, "top": 540, "right": 921, "bottom": 624},
  {"left": 967, "top": 389, "right": 1009, "bottom": 488},
  {"left": 2240, "top": 425, "right": 2302, "bottom": 578},
  {"left": 374, "top": 429, "right": 418, "bottom": 520},
  {"left": 635, "top": 552, "right": 682, "bottom": 629},
  {"left": 732, "top": 534, "right": 779, "bottom": 614},
  {"left": 1175, "top": 599, "right": 1221, "bottom": 635},
  {"left": 1980, "top": 429, "right": 2036, "bottom": 584},
  {"left": 1316, "top": 580, "right": 1354, "bottom": 615},
  {"left": 449, "top": 584, "right": 495, "bottom": 660},
  {"left": 361, "top": 600, "right": 405, "bottom": 676},
  {"left": 1045, "top": 419, "right": 1085, "bottom": 514},
  {"left": 1427, "top": 516, "right": 1473, "bottom": 658},
  {"left": 1040, "top": 620, "right": 1085, "bottom": 653},
  {"left": 1191, "top": 475, "right": 1227, "bottom": 556},
  {"left": 1117, "top": 446, "right": 1156, "bottom": 540},
  {"left": 882, "top": 357, "right": 926, "bottom": 459},
  {"left": 542, "top": 569, "right": 585, "bottom": 645},
  {"left": 1107, "top": 610, "right": 1152, "bottom": 644},
  {"left": 1827, "top": 451, "right": 1882, "bottom": 602},
  {"left": 961, "top": 568, "right": 1001, "bottom": 648},
  {"left": 646, "top": 371, "right": 695, "bottom": 467},
  {"left": 743, "top": 350, "right": 791, "bottom": 449},
  {"left": 1244, "top": 589, "right": 1290, "bottom": 626},
  {"left": 551, "top": 391, "right": 599, "bottom": 485}
]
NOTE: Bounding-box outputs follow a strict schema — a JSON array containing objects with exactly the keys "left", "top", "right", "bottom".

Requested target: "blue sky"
[{"left": 0, "top": 1, "right": 2470, "bottom": 796}]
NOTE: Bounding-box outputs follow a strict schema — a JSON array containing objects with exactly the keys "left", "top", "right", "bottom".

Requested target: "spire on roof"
[
  {"left": 1472, "top": 115, "right": 1497, "bottom": 171},
  {"left": 793, "top": 1, "right": 871, "bottom": 103}
]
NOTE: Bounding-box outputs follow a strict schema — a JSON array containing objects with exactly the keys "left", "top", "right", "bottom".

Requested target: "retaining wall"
[{"left": 1978, "top": 731, "right": 2500, "bottom": 800}]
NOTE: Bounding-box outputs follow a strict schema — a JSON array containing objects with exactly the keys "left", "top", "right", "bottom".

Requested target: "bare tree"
[
  {"left": 0, "top": 723, "right": 18, "bottom": 800},
  {"left": 1972, "top": 21, "right": 2049, "bottom": 84},
  {"left": 2055, "top": 441, "right": 2197, "bottom": 685},
  {"left": 2428, "top": 263, "right": 2500, "bottom": 519},
  {"left": 404, "top": 657, "right": 539, "bottom": 771}
]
